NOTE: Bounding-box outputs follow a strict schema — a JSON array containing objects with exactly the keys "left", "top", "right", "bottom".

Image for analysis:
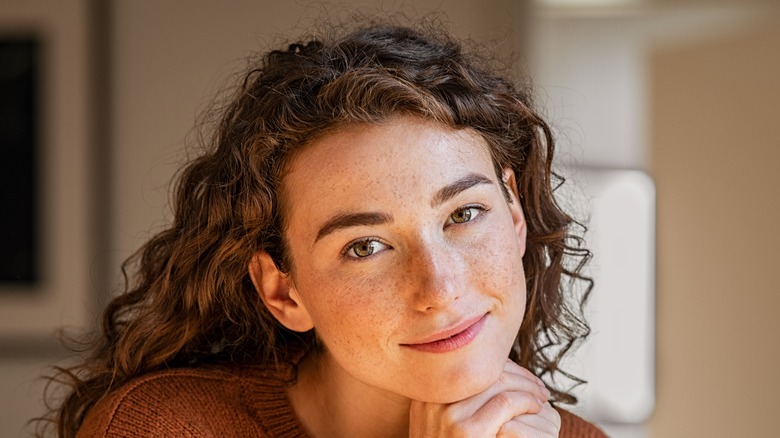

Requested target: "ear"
[
  {"left": 248, "top": 251, "right": 314, "bottom": 332},
  {"left": 502, "top": 168, "right": 527, "bottom": 256}
]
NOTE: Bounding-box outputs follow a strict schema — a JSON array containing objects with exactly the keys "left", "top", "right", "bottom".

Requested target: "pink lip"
[{"left": 401, "top": 314, "right": 487, "bottom": 353}]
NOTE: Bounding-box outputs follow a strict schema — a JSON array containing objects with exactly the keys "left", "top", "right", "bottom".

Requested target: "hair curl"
[{"left": 40, "top": 21, "right": 591, "bottom": 437}]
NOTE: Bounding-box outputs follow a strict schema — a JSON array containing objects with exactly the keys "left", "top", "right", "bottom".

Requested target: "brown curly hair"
[{"left": 40, "top": 21, "right": 591, "bottom": 437}]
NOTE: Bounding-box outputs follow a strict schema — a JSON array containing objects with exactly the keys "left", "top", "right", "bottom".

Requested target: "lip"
[{"left": 400, "top": 313, "right": 488, "bottom": 353}]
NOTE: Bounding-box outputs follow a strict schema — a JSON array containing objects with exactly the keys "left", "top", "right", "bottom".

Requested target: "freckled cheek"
[
  {"left": 304, "top": 272, "right": 402, "bottom": 352},
  {"left": 465, "top": 230, "right": 526, "bottom": 304}
]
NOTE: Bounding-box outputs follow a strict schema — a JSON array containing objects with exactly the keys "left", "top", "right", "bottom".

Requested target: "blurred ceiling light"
[{"left": 535, "top": 0, "right": 643, "bottom": 7}]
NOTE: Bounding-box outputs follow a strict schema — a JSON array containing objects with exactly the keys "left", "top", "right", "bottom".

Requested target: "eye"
[
  {"left": 448, "top": 206, "right": 486, "bottom": 224},
  {"left": 342, "top": 238, "right": 389, "bottom": 259}
]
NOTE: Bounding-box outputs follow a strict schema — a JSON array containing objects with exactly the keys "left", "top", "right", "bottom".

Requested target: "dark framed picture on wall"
[
  {"left": 0, "top": 37, "right": 39, "bottom": 286},
  {"left": 0, "top": 2, "right": 95, "bottom": 342}
]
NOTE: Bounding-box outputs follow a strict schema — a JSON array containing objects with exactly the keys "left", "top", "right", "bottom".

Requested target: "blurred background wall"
[{"left": 1, "top": 0, "right": 778, "bottom": 436}]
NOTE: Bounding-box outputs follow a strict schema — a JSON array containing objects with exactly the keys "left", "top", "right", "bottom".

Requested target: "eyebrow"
[
  {"left": 313, "top": 172, "right": 494, "bottom": 243},
  {"left": 431, "top": 173, "right": 494, "bottom": 207},
  {"left": 315, "top": 212, "right": 393, "bottom": 243}
]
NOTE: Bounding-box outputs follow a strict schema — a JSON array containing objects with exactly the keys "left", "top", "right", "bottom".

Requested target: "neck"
[{"left": 287, "top": 348, "right": 411, "bottom": 438}]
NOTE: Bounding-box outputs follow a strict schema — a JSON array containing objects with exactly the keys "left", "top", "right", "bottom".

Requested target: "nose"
[{"left": 407, "top": 238, "right": 464, "bottom": 312}]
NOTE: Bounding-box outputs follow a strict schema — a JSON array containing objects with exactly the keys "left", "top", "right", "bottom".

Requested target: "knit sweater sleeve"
[
  {"left": 76, "top": 368, "right": 280, "bottom": 438},
  {"left": 77, "top": 386, "right": 203, "bottom": 437},
  {"left": 558, "top": 408, "right": 609, "bottom": 438},
  {"left": 77, "top": 365, "right": 307, "bottom": 438}
]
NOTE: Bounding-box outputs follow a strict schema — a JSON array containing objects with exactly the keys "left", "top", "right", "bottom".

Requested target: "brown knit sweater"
[{"left": 77, "top": 362, "right": 607, "bottom": 437}]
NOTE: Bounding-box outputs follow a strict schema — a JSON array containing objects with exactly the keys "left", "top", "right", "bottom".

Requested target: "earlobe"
[
  {"left": 502, "top": 168, "right": 527, "bottom": 256},
  {"left": 248, "top": 251, "right": 314, "bottom": 332}
]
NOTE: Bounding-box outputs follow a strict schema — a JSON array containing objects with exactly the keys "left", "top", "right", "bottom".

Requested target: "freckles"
[
  {"left": 336, "top": 272, "right": 380, "bottom": 307},
  {"left": 317, "top": 271, "right": 397, "bottom": 331},
  {"left": 465, "top": 227, "right": 526, "bottom": 317}
]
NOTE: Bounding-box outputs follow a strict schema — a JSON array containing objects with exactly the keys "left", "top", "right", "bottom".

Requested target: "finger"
[
  {"left": 466, "top": 390, "right": 545, "bottom": 434},
  {"left": 506, "top": 403, "right": 561, "bottom": 436},
  {"left": 535, "top": 403, "right": 561, "bottom": 430},
  {"left": 447, "top": 370, "right": 549, "bottom": 421},
  {"left": 503, "top": 360, "right": 549, "bottom": 396},
  {"left": 497, "top": 419, "right": 551, "bottom": 438},
  {"left": 496, "top": 365, "right": 550, "bottom": 402},
  {"left": 503, "top": 360, "right": 538, "bottom": 378}
]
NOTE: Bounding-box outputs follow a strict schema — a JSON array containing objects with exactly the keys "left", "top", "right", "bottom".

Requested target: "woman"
[{"left": 45, "top": 22, "right": 603, "bottom": 437}]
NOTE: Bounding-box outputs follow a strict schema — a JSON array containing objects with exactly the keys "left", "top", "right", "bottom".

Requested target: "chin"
[{"left": 412, "top": 358, "right": 506, "bottom": 404}]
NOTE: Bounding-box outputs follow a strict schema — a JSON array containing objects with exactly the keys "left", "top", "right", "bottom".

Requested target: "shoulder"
[
  {"left": 557, "top": 408, "right": 609, "bottom": 438},
  {"left": 77, "top": 365, "right": 283, "bottom": 437}
]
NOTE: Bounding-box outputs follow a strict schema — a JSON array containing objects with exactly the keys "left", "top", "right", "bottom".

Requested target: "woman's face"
[{"left": 278, "top": 117, "right": 527, "bottom": 403}]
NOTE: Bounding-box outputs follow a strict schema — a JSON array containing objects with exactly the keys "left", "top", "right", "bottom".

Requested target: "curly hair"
[{"left": 41, "top": 21, "right": 591, "bottom": 437}]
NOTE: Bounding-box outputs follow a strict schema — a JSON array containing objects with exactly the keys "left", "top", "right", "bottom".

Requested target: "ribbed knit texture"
[{"left": 77, "top": 362, "right": 607, "bottom": 437}]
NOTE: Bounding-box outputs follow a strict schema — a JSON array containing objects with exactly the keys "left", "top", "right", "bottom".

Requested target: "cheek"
[
  {"left": 467, "top": 222, "right": 526, "bottom": 300},
  {"left": 298, "top": 270, "right": 401, "bottom": 353}
]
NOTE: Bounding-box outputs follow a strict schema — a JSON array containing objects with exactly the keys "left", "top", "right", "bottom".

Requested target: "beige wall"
[{"left": 649, "top": 18, "right": 780, "bottom": 437}]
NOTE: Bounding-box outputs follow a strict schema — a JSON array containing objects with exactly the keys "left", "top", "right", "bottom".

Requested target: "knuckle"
[
  {"left": 439, "top": 409, "right": 459, "bottom": 427},
  {"left": 497, "top": 371, "right": 512, "bottom": 386},
  {"left": 493, "top": 392, "right": 514, "bottom": 409}
]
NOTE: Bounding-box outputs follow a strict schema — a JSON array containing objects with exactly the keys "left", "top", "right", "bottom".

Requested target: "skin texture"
[{"left": 250, "top": 117, "right": 559, "bottom": 437}]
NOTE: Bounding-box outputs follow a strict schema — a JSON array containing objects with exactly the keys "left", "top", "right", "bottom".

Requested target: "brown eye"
[
  {"left": 344, "top": 239, "right": 388, "bottom": 259},
  {"left": 450, "top": 208, "right": 473, "bottom": 224},
  {"left": 353, "top": 241, "right": 375, "bottom": 257}
]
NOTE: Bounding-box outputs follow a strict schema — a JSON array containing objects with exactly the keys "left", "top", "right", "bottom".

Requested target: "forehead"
[
  {"left": 279, "top": 117, "right": 497, "bottom": 224},
  {"left": 286, "top": 118, "right": 494, "bottom": 179}
]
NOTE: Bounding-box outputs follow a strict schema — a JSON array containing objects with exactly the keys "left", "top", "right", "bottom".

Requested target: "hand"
[{"left": 408, "top": 360, "right": 561, "bottom": 438}]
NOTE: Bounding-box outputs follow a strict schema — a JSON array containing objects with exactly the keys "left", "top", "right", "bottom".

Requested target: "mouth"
[{"left": 400, "top": 313, "right": 488, "bottom": 353}]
